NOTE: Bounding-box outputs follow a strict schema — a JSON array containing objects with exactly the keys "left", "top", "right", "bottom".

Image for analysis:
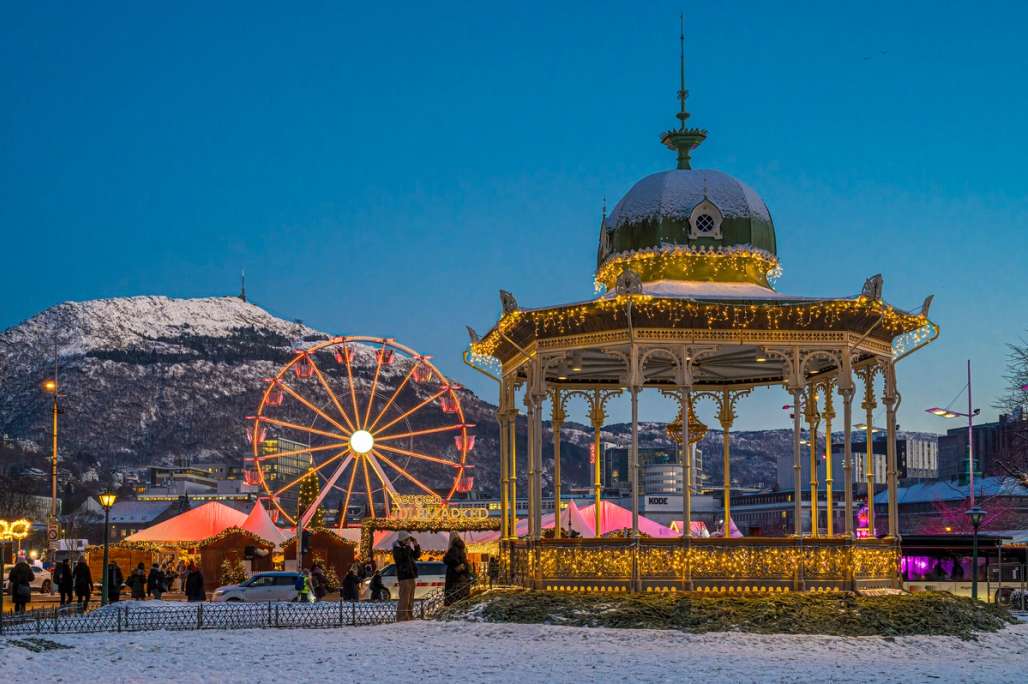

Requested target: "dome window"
[{"left": 689, "top": 199, "right": 723, "bottom": 239}]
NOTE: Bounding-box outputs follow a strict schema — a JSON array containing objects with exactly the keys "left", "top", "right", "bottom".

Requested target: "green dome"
[{"left": 599, "top": 168, "right": 777, "bottom": 267}]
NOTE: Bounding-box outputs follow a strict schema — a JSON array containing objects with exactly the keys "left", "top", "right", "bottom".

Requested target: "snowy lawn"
[{"left": 4, "top": 621, "right": 1027, "bottom": 683}]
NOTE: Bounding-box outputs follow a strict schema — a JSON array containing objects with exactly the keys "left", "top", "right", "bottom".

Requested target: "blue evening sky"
[{"left": 3, "top": 2, "right": 1026, "bottom": 433}]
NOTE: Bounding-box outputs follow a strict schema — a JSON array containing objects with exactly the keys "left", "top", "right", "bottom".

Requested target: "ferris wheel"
[{"left": 243, "top": 336, "right": 475, "bottom": 526}]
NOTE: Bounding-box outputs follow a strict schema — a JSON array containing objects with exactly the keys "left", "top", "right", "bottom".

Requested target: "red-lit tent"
[
  {"left": 576, "top": 500, "right": 680, "bottom": 538},
  {"left": 123, "top": 502, "right": 247, "bottom": 543},
  {"left": 240, "top": 502, "right": 290, "bottom": 546}
]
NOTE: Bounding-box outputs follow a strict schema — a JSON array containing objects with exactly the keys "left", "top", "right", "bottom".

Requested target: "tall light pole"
[
  {"left": 42, "top": 377, "right": 60, "bottom": 558},
  {"left": 98, "top": 491, "right": 117, "bottom": 606},
  {"left": 966, "top": 505, "right": 985, "bottom": 601},
  {"left": 927, "top": 359, "right": 980, "bottom": 505}
]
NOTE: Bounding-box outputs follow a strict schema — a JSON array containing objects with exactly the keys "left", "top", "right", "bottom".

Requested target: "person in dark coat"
[
  {"left": 341, "top": 563, "right": 361, "bottom": 602},
  {"left": 7, "top": 560, "right": 34, "bottom": 613},
  {"left": 73, "top": 557, "right": 93, "bottom": 610},
  {"left": 310, "top": 564, "right": 329, "bottom": 601},
  {"left": 392, "top": 531, "right": 420, "bottom": 621},
  {"left": 128, "top": 562, "right": 147, "bottom": 600},
  {"left": 54, "top": 559, "right": 74, "bottom": 606},
  {"left": 147, "top": 563, "right": 165, "bottom": 599},
  {"left": 442, "top": 532, "right": 471, "bottom": 605},
  {"left": 106, "top": 562, "right": 124, "bottom": 603},
  {"left": 184, "top": 562, "right": 205, "bottom": 602},
  {"left": 369, "top": 569, "right": 385, "bottom": 601}
]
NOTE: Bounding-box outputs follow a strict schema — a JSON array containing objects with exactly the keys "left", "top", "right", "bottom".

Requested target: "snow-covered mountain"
[{"left": 0, "top": 295, "right": 935, "bottom": 501}]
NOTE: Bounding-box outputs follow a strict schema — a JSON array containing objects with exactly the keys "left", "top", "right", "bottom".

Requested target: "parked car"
[
  {"left": 211, "top": 571, "right": 302, "bottom": 602},
  {"left": 3, "top": 565, "right": 52, "bottom": 594},
  {"left": 362, "top": 561, "right": 447, "bottom": 600}
]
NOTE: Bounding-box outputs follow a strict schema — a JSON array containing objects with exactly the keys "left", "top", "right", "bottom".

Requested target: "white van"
[{"left": 364, "top": 561, "right": 446, "bottom": 600}]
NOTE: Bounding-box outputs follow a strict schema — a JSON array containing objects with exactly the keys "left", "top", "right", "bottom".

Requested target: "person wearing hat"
[{"left": 392, "top": 530, "right": 421, "bottom": 621}]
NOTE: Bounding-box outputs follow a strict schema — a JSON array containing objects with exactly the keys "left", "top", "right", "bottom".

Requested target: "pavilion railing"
[{"left": 509, "top": 536, "right": 900, "bottom": 591}]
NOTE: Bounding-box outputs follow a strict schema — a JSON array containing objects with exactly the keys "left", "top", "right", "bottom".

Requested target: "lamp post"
[
  {"left": 926, "top": 359, "right": 980, "bottom": 505},
  {"left": 966, "top": 505, "right": 986, "bottom": 601},
  {"left": 42, "top": 377, "right": 60, "bottom": 559},
  {"left": 98, "top": 491, "right": 117, "bottom": 606}
]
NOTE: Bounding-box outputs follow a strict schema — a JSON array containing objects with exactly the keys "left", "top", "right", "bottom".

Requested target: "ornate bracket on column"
[
  {"left": 693, "top": 389, "right": 751, "bottom": 538},
  {"left": 857, "top": 364, "right": 881, "bottom": 537}
]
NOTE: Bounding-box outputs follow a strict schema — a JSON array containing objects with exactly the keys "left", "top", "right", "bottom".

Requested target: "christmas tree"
[
  {"left": 296, "top": 467, "right": 326, "bottom": 527},
  {"left": 220, "top": 556, "right": 248, "bottom": 586}
]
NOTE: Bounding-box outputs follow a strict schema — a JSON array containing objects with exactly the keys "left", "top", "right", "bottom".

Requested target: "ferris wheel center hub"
[{"left": 350, "top": 430, "right": 375, "bottom": 454}]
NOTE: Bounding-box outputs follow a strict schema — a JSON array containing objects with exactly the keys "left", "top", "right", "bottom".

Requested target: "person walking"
[
  {"left": 184, "top": 562, "right": 205, "bottom": 602},
  {"left": 176, "top": 559, "right": 188, "bottom": 593},
  {"left": 368, "top": 568, "right": 385, "bottom": 601},
  {"left": 106, "top": 561, "right": 124, "bottom": 603},
  {"left": 128, "top": 562, "right": 147, "bottom": 600},
  {"left": 54, "top": 558, "right": 74, "bottom": 606},
  {"left": 392, "top": 531, "right": 420, "bottom": 621},
  {"left": 310, "top": 563, "right": 329, "bottom": 601},
  {"left": 147, "top": 562, "right": 165, "bottom": 600},
  {"left": 7, "top": 559, "right": 34, "bottom": 613},
  {"left": 73, "top": 557, "right": 93, "bottom": 610},
  {"left": 442, "top": 532, "right": 471, "bottom": 605},
  {"left": 341, "top": 563, "right": 361, "bottom": 602}
]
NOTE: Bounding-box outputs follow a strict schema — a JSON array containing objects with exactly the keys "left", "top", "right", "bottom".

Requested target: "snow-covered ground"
[{"left": 5, "top": 621, "right": 1027, "bottom": 683}]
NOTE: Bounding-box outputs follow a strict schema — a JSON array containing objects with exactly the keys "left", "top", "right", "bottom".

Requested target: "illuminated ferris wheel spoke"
[
  {"left": 362, "top": 346, "right": 385, "bottom": 429},
  {"left": 271, "top": 449, "right": 349, "bottom": 498},
  {"left": 374, "top": 423, "right": 466, "bottom": 443},
  {"left": 374, "top": 450, "right": 444, "bottom": 501},
  {"left": 373, "top": 387, "right": 450, "bottom": 435},
  {"left": 360, "top": 455, "right": 376, "bottom": 519},
  {"left": 306, "top": 353, "right": 358, "bottom": 433},
  {"left": 339, "top": 457, "right": 360, "bottom": 523},
  {"left": 365, "top": 362, "right": 417, "bottom": 433},
  {"left": 366, "top": 454, "right": 399, "bottom": 516},
  {"left": 259, "top": 416, "right": 348, "bottom": 443},
  {"left": 256, "top": 441, "right": 347, "bottom": 463},
  {"left": 342, "top": 343, "right": 362, "bottom": 431},
  {"left": 276, "top": 379, "right": 352, "bottom": 437},
  {"left": 375, "top": 443, "right": 462, "bottom": 468},
  {"left": 299, "top": 453, "right": 355, "bottom": 526}
]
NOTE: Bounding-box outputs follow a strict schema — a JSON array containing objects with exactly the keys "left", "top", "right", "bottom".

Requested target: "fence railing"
[{"left": 0, "top": 580, "right": 479, "bottom": 636}]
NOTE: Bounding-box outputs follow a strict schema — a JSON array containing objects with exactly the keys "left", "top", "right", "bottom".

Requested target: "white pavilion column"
[
  {"left": 498, "top": 379, "right": 510, "bottom": 541},
  {"left": 717, "top": 390, "right": 736, "bottom": 539},
  {"left": 508, "top": 401, "right": 518, "bottom": 539},
  {"left": 805, "top": 383, "right": 820, "bottom": 537},
  {"left": 680, "top": 390, "right": 692, "bottom": 539},
  {"left": 523, "top": 389, "right": 536, "bottom": 541},
  {"left": 860, "top": 368, "right": 878, "bottom": 536},
  {"left": 841, "top": 385, "right": 856, "bottom": 536},
  {"left": 551, "top": 388, "right": 565, "bottom": 539},
  {"left": 630, "top": 384, "right": 641, "bottom": 537},
  {"left": 883, "top": 362, "right": 900, "bottom": 538},
  {"left": 790, "top": 384, "right": 804, "bottom": 536}
]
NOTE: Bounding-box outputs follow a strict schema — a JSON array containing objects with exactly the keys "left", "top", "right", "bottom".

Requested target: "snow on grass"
[{"left": 4, "top": 621, "right": 1027, "bottom": 683}]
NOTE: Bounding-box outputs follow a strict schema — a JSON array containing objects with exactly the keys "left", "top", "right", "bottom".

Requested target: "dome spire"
[{"left": 661, "top": 14, "right": 707, "bottom": 170}]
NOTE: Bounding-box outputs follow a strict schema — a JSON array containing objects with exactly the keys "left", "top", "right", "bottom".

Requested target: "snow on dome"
[{"left": 607, "top": 169, "right": 771, "bottom": 227}]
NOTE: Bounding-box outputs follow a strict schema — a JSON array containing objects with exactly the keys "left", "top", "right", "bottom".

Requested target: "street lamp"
[
  {"left": 966, "top": 505, "right": 986, "bottom": 601},
  {"left": 98, "top": 491, "right": 117, "bottom": 606},
  {"left": 926, "top": 360, "right": 981, "bottom": 506},
  {"left": 42, "top": 377, "right": 61, "bottom": 558}
]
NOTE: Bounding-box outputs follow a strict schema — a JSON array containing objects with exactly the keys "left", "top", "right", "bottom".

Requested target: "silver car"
[{"left": 212, "top": 571, "right": 301, "bottom": 602}]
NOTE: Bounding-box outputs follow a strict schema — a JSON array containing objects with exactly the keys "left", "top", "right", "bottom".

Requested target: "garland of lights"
[
  {"left": 523, "top": 542, "right": 898, "bottom": 582},
  {"left": 471, "top": 295, "right": 930, "bottom": 360},
  {"left": 594, "top": 244, "right": 783, "bottom": 292}
]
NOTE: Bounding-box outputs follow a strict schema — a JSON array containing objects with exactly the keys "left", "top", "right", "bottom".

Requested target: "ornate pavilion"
[{"left": 466, "top": 37, "right": 938, "bottom": 592}]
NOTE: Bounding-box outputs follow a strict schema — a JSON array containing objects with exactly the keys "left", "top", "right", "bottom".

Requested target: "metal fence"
[{"left": 1, "top": 582, "right": 474, "bottom": 636}]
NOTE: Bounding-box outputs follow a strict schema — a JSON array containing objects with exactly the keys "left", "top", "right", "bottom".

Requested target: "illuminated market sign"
[
  {"left": 0, "top": 519, "right": 33, "bottom": 541},
  {"left": 392, "top": 495, "right": 489, "bottom": 521}
]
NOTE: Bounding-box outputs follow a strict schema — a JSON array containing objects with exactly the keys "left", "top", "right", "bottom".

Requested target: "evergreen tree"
[{"left": 296, "top": 467, "right": 326, "bottom": 527}]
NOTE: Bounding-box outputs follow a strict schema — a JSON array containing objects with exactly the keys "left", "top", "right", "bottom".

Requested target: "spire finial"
[
  {"left": 677, "top": 13, "right": 688, "bottom": 130},
  {"left": 661, "top": 14, "right": 707, "bottom": 170},
  {"left": 602, "top": 195, "right": 607, "bottom": 221},
  {"left": 240, "top": 269, "right": 247, "bottom": 303}
]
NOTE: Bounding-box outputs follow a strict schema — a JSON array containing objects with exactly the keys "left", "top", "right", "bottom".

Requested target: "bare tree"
[{"left": 993, "top": 335, "right": 1028, "bottom": 487}]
